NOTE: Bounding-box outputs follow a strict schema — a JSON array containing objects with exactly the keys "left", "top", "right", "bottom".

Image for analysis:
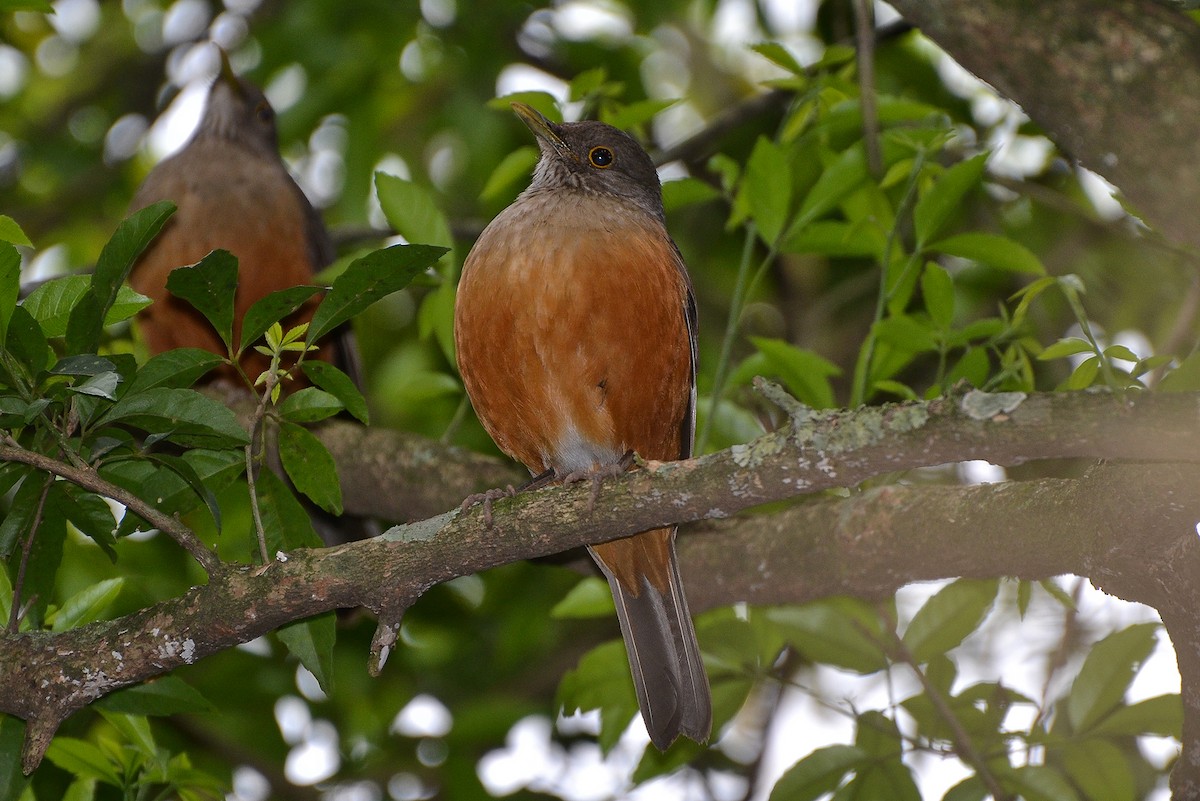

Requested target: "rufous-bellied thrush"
[{"left": 454, "top": 103, "right": 711, "bottom": 749}]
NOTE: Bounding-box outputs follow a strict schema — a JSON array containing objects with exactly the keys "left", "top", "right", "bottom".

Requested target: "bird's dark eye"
[
  {"left": 254, "top": 101, "right": 274, "bottom": 125},
  {"left": 588, "top": 146, "right": 614, "bottom": 168}
]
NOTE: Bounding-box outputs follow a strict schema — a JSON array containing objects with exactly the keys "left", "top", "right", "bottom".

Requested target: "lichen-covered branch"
[
  {"left": 318, "top": 387, "right": 1200, "bottom": 523},
  {"left": 2, "top": 389, "right": 1199, "bottom": 775}
]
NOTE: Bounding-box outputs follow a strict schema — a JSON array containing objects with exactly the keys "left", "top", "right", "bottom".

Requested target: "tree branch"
[
  {"left": 3, "top": 388, "right": 1199, "bottom": 778},
  {"left": 888, "top": 0, "right": 1200, "bottom": 248},
  {"left": 0, "top": 441, "right": 221, "bottom": 574}
]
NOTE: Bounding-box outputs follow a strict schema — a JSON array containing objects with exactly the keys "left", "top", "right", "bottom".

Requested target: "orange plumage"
[
  {"left": 455, "top": 104, "right": 710, "bottom": 749},
  {"left": 129, "top": 57, "right": 349, "bottom": 385}
]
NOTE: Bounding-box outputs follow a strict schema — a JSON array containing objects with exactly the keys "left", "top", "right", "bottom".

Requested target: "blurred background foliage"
[{"left": 1, "top": 0, "right": 1197, "bottom": 799}]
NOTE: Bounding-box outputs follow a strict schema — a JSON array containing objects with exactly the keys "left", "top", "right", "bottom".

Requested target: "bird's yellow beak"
[{"left": 512, "top": 102, "right": 575, "bottom": 161}]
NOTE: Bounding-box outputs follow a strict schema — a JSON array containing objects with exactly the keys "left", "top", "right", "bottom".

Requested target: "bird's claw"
[
  {"left": 561, "top": 451, "right": 636, "bottom": 513},
  {"left": 460, "top": 485, "right": 517, "bottom": 527}
]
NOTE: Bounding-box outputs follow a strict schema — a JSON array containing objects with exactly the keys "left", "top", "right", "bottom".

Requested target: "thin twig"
[
  {"left": 698, "top": 225, "right": 759, "bottom": 453},
  {"left": 881, "top": 606, "right": 1014, "bottom": 801},
  {"left": 1151, "top": 271, "right": 1200, "bottom": 387},
  {"left": 0, "top": 437, "right": 221, "bottom": 574},
  {"left": 7, "top": 476, "right": 53, "bottom": 634},
  {"left": 854, "top": 0, "right": 883, "bottom": 177},
  {"left": 850, "top": 150, "right": 927, "bottom": 406},
  {"left": 1030, "top": 577, "right": 1085, "bottom": 733},
  {"left": 245, "top": 370, "right": 279, "bottom": 565}
]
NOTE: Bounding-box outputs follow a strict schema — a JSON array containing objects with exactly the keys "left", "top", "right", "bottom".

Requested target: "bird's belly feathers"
[{"left": 455, "top": 198, "right": 692, "bottom": 475}]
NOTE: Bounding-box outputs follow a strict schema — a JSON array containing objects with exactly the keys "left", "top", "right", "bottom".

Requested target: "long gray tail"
[{"left": 589, "top": 528, "right": 711, "bottom": 749}]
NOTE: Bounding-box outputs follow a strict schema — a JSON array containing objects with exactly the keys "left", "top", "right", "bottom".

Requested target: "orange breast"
[
  {"left": 455, "top": 190, "right": 693, "bottom": 474},
  {"left": 129, "top": 141, "right": 323, "bottom": 381}
]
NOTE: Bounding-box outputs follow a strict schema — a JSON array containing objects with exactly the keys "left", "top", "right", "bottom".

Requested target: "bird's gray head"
[
  {"left": 195, "top": 55, "right": 278, "bottom": 156},
  {"left": 513, "top": 103, "right": 664, "bottom": 221}
]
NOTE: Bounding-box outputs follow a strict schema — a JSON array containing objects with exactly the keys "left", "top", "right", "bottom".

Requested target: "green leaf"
[
  {"left": 1018, "top": 592, "right": 1068, "bottom": 631},
  {"left": 1038, "top": 337, "right": 1095, "bottom": 361},
  {"left": 1065, "top": 355, "right": 1099, "bottom": 390},
  {"left": 66, "top": 200, "right": 174, "bottom": 354},
  {"left": 751, "top": 41, "right": 804, "bottom": 74},
  {"left": 5, "top": 305, "right": 50, "bottom": 376},
  {"left": 480, "top": 146, "right": 539, "bottom": 201},
  {"left": 1004, "top": 765, "right": 1080, "bottom": 801},
  {"left": 942, "top": 776, "right": 988, "bottom": 801},
  {"left": 1008, "top": 274, "right": 1059, "bottom": 326},
  {"left": 903, "top": 579, "right": 998, "bottom": 663},
  {"left": 913, "top": 153, "right": 987, "bottom": 247},
  {"left": 147, "top": 452, "right": 223, "bottom": 531},
  {"left": 239, "top": 284, "right": 322, "bottom": 352},
  {"left": 68, "top": 371, "right": 121, "bottom": 400},
  {"left": 95, "top": 676, "right": 215, "bottom": 716},
  {"left": 22, "top": 275, "right": 150, "bottom": 337},
  {"left": 279, "top": 387, "right": 344, "bottom": 423},
  {"left": 740, "top": 136, "right": 792, "bottom": 245},
  {"left": 0, "top": 215, "right": 33, "bottom": 246},
  {"left": 1066, "top": 622, "right": 1158, "bottom": 733},
  {"left": 782, "top": 220, "right": 886, "bottom": 258},
  {"left": 23, "top": 482, "right": 67, "bottom": 627},
  {"left": 489, "top": 91, "right": 560, "bottom": 121},
  {"left": 1091, "top": 693, "right": 1182, "bottom": 738},
  {"left": 96, "top": 711, "right": 158, "bottom": 767},
  {"left": 0, "top": 475, "right": 46, "bottom": 559},
  {"left": 0, "top": 558, "right": 12, "bottom": 623},
  {"left": 599, "top": 98, "right": 677, "bottom": 131},
  {"left": 47, "top": 578, "right": 124, "bottom": 632},
  {"left": 98, "top": 387, "right": 250, "bottom": 448},
  {"left": 300, "top": 361, "right": 369, "bottom": 424},
  {"left": 928, "top": 232, "right": 1045, "bottom": 275},
  {"left": 164, "top": 249, "right": 238, "bottom": 353},
  {"left": 946, "top": 347, "right": 990, "bottom": 388},
  {"left": 0, "top": 0, "right": 54, "bottom": 11},
  {"left": 1061, "top": 738, "right": 1134, "bottom": 801},
  {"left": 307, "top": 243, "right": 448, "bottom": 346},
  {"left": 768, "top": 599, "right": 888, "bottom": 674},
  {"left": 277, "top": 613, "right": 337, "bottom": 694},
  {"left": 921, "top": 263, "right": 955, "bottom": 329},
  {"left": 45, "top": 737, "right": 122, "bottom": 787},
  {"left": 558, "top": 640, "right": 639, "bottom": 753},
  {"left": 872, "top": 315, "right": 937, "bottom": 353},
  {"left": 662, "top": 177, "right": 721, "bottom": 212},
  {"left": 255, "top": 466, "right": 323, "bottom": 552},
  {"left": 104, "top": 449, "right": 244, "bottom": 528},
  {"left": 551, "top": 577, "right": 614, "bottom": 619},
  {"left": 62, "top": 777, "right": 96, "bottom": 801},
  {"left": 277, "top": 420, "right": 342, "bottom": 514},
  {"left": 768, "top": 745, "right": 864, "bottom": 801},
  {"left": 872, "top": 379, "right": 919, "bottom": 400},
  {"left": 568, "top": 67, "right": 608, "bottom": 101},
  {"left": 58, "top": 486, "right": 118, "bottom": 560},
  {"left": 125, "top": 349, "right": 225, "bottom": 394},
  {"left": 0, "top": 243, "right": 19, "bottom": 345},
  {"left": 417, "top": 279, "right": 457, "bottom": 364},
  {"left": 698, "top": 609, "right": 787, "bottom": 677},
  {"left": 1103, "top": 343, "right": 1140, "bottom": 363},
  {"left": 1159, "top": 351, "right": 1200, "bottom": 392},
  {"left": 0, "top": 715, "right": 29, "bottom": 801},
  {"left": 0, "top": 396, "right": 31, "bottom": 427},
  {"left": 749, "top": 337, "right": 841, "bottom": 409},
  {"left": 375, "top": 172, "right": 454, "bottom": 252},
  {"left": 792, "top": 144, "right": 868, "bottom": 230},
  {"left": 50, "top": 354, "right": 116, "bottom": 377},
  {"left": 846, "top": 712, "right": 921, "bottom": 801}
]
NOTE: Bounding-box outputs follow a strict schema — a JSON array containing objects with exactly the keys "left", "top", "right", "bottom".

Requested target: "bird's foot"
[
  {"left": 460, "top": 485, "right": 517, "bottom": 527},
  {"left": 560, "top": 451, "right": 636, "bottom": 513}
]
